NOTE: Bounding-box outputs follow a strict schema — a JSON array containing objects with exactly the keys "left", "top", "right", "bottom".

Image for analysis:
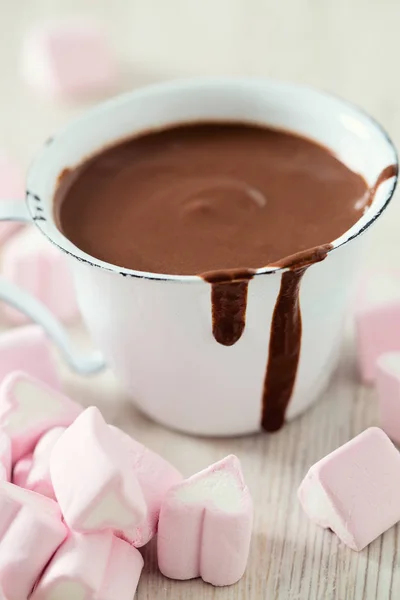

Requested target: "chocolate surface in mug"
[{"left": 55, "top": 122, "right": 397, "bottom": 431}]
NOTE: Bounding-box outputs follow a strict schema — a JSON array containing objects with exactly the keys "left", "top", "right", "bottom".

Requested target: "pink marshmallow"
[
  {"left": 157, "top": 455, "right": 253, "bottom": 587},
  {"left": 0, "top": 156, "right": 25, "bottom": 244},
  {"left": 0, "top": 371, "right": 82, "bottom": 463},
  {"left": 376, "top": 352, "right": 400, "bottom": 444},
  {"left": 0, "top": 482, "right": 66, "bottom": 600},
  {"left": 50, "top": 407, "right": 147, "bottom": 541},
  {"left": 21, "top": 19, "right": 116, "bottom": 101},
  {"left": 354, "top": 271, "right": 400, "bottom": 383},
  {"left": 12, "top": 454, "right": 32, "bottom": 488},
  {"left": 15, "top": 427, "right": 65, "bottom": 499},
  {"left": 0, "top": 325, "right": 60, "bottom": 390},
  {"left": 111, "top": 426, "right": 183, "bottom": 547},
  {"left": 298, "top": 427, "right": 400, "bottom": 551},
  {"left": 0, "top": 434, "right": 11, "bottom": 482},
  {"left": 2, "top": 227, "right": 79, "bottom": 325},
  {"left": 31, "top": 530, "right": 143, "bottom": 600}
]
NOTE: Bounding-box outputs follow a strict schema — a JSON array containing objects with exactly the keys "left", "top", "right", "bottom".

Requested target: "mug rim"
[{"left": 27, "top": 77, "right": 399, "bottom": 282}]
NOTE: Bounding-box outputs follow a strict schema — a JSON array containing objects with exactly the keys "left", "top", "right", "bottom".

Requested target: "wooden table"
[{"left": 1, "top": 1, "right": 400, "bottom": 597}]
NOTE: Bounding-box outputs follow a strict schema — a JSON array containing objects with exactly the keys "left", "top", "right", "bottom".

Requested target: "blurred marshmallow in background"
[
  {"left": 1, "top": 227, "right": 79, "bottom": 325},
  {"left": 0, "top": 18, "right": 116, "bottom": 330},
  {"left": 20, "top": 17, "right": 117, "bottom": 102}
]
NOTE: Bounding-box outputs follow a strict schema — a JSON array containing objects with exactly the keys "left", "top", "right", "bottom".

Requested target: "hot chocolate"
[
  {"left": 56, "top": 123, "right": 371, "bottom": 275},
  {"left": 55, "top": 122, "right": 396, "bottom": 432}
]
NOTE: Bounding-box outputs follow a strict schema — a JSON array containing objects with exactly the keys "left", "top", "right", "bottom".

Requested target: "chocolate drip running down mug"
[{"left": 0, "top": 78, "right": 397, "bottom": 436}]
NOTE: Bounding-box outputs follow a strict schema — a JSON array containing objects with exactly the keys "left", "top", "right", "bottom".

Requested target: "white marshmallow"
[
  {"left": 0, "top": 372, "right": 82, "bottom": 463},
  {"left": 298, "top": 427, "right": 400, "bottom": 551},
  {"left": 31, "top": 531, "right": 143, "bottom": 600},
  {"left": 158, "top": 455, "right": 253, "bottom": 586},
  {"left": 50, "top": 407, "right": 147, "bottom": 541},
  {"left": 21, "top": 19, "right": 116, "bottom": 101},
  {"left": 0, "top": 482, "right": 66, "bottom": 600}
]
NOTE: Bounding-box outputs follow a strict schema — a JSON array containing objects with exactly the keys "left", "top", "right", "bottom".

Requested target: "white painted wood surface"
[{"left": 1, "top": 1, "right": 400, "bottom": 597}]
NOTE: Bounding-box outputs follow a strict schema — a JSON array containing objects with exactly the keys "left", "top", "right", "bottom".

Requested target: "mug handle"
[{"left": 0, "top": 200, "right": 106, "bottom": 375}]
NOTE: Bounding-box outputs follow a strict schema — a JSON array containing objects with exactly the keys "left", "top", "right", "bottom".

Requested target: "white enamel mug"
[{"left": 0, "top": 78, "right": 397, "bottom": 436}]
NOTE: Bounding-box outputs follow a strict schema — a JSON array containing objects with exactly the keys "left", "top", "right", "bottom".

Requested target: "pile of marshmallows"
[{"left": 0, "top": 325, "right": 253, "bottom": 599}]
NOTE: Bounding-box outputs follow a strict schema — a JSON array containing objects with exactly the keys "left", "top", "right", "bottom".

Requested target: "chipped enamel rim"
[{"left": 26, "top": 77, "right": 398, "bottom": 283}]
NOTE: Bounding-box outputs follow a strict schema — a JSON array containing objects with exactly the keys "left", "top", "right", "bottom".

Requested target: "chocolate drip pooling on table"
[{"left": 55, "top": 122, "right": 397, "bottom": 432}]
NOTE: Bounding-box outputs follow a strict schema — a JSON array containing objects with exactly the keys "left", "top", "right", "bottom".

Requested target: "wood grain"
[{"left": 2, "top": 0, "right": 400, "bottom": 597}]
